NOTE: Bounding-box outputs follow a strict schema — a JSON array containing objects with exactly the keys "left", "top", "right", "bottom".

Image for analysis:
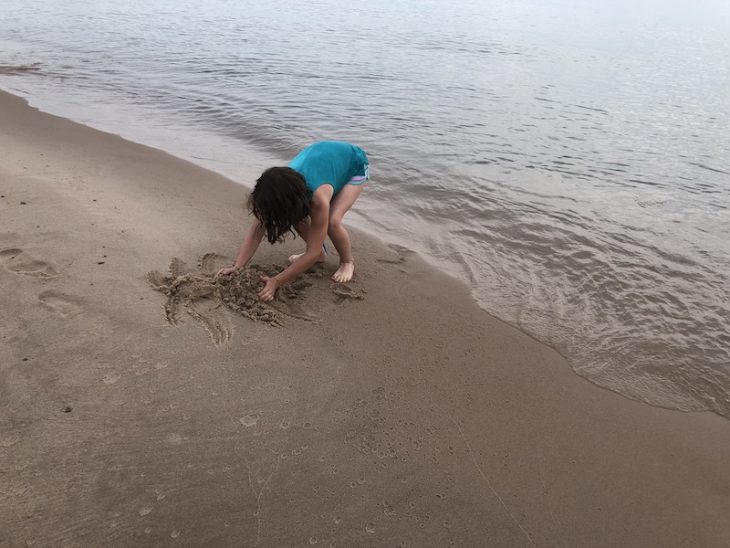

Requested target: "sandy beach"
[{"left": 1, "top": 89, "right": 729, "bottom": 547}]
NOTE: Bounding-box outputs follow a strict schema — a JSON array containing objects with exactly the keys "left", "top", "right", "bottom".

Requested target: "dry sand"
[{"left": 1, "top": 89, "right": 729, "bottom": 547}]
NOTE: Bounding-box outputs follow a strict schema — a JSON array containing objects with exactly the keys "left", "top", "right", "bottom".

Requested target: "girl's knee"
[{"left": 328, "top": 215, "right": 344, "bottom": 231}]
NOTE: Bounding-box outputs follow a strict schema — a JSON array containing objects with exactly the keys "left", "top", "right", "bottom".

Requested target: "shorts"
[{"left": 347, "top": 163, "right": 370, "bottom": 185}]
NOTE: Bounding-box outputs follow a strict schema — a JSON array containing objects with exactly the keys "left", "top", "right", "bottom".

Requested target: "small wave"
[
  {"left": 574, "top": 104, "right": 609, "bottom": 115},
  {"left": 0, "top": 63, "right": 42, "bottom": 76},
  {"left": 688, "top": 162, "right": 730, "bottom": 176}
]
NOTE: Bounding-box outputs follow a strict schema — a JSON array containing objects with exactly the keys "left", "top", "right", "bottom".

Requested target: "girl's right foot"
[{"left": 288, "top": 251, "right": 326, "bottom": 264}]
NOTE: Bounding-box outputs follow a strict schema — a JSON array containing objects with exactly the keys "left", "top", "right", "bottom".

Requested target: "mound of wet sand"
[
  {"left": 147, "top": 257, "right": 311, "bottom": 328},
  {"left": 147, "top": 253, "right": 365, "bottom": 338}
]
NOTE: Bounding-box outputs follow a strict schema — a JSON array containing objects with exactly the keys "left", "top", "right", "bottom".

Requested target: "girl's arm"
[
  {"left": 218, "top": 219, "right": 265, "bottom": 276},
  {"left": 257, "top": 194, "right": 330, "bottom": 301}
]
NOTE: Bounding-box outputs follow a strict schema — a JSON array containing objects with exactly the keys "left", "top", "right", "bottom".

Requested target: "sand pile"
[
  {"left": 147, "top": 256, "right": 311, "bottom": 329},
  {"left": 147, "top": 254, "right": 365, "bottom": 343}
]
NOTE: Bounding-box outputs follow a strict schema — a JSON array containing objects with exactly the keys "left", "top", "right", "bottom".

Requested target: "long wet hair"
[{"left": 248, "top": 167, "right": 311, "bottom": 244}]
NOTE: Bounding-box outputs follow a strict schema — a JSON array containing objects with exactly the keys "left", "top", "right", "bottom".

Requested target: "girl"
[{"left": 218, "top": 141, "right": 369, "bottom": 301}]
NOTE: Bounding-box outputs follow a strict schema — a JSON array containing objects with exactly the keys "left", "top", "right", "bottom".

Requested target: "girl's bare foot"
[
  {"left": 332, "top": 261, "right": 355, "bottom": 283},
  {"left": 288, "top": 251, "right": 326, "bottom": 264}
]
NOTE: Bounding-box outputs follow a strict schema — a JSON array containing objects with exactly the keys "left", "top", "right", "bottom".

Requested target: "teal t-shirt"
[{"left": 288, "top": 141, "right": 369, "bottom": 195}]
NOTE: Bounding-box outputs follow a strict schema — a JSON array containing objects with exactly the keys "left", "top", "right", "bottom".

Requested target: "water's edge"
[{"left": 4, "top": 85, "right": 722, "bottom": 420}]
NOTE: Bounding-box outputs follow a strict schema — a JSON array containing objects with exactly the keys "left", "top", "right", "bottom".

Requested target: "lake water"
[{"left": 1, "top": 0, "right": 729, "bottom": 416}]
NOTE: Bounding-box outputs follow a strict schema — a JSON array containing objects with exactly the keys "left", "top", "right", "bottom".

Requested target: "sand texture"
[{"left": 2, "top": 89, "right": 730, "bottom": 547}]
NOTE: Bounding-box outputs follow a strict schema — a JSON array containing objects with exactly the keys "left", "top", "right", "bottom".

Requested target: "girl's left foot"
[{"left": 332, "top": 261, "right": 355, "bottom": 283}]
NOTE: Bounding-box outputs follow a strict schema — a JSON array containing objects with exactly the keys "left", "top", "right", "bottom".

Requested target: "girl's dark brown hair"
[{"left": 248, "top": 167, "right": 310, "bottom": 244}]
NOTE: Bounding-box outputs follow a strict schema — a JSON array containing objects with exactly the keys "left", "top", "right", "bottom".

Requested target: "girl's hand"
[
  {"left": 257, "top": 276, "right": 279, "bottom": 301},
  {"left": 216, "top": 265, "right": 238, "bottom": 279}
]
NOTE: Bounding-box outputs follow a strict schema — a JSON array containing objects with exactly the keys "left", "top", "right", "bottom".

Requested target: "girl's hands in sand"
[
  {"left": 258, "top": 276, "right": 279, "bottom": 301},
  {"left": 216, "top": 265, "right": 238, "bottom": 279}
]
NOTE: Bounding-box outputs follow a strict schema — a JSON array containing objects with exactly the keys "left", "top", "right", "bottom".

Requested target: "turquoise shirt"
[{"left": 289, "top": 141, "right": 369, "bottom": 195}]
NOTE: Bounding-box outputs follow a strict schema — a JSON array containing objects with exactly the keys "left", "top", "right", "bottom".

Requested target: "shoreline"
[
  {"left": 2, "top": 89, "right": 730, "bottom": 546},
  {"left": 2, "top": 82, "right": 725, "bottom": 419}
]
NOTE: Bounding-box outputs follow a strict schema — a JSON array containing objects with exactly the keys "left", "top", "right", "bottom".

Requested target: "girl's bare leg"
[
  {"left": 328, "top": 184, "right": 364, "bottom": 282},
  {"left": 288, "top": 217, "right": 326, "bottom": 264}
]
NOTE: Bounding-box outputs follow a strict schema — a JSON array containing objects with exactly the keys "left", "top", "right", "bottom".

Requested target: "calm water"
[{"left": 2, "top": 0, "right": 729, "bottom": 415}]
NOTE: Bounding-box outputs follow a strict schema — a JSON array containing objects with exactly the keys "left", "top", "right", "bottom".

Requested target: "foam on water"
[{"left": 1, "top": 0, "right": 729, "bottom": 415}]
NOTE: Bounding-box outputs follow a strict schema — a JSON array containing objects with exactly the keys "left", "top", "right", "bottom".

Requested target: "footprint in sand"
[
  {"left": 376, "top": 243, "right": 413, "bottom": 265},
  {"left": 0, "top": 248, "right": 59, "bottom": 278},
  {"left": 331, "top": 284, "right": 365, "bottom": 304},
  {"left": 38, "top": 290, "right": 82, "bottom": 318},
  {"left": 199, "top": 252, "right": 229, "bottom": 275}
]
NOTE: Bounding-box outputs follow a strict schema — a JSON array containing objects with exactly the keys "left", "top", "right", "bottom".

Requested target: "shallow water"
[{"left": 1, "top": 0, "right": 729, "bottom": 415}]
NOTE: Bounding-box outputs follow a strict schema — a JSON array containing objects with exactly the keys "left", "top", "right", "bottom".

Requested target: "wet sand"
[{"left": 1, "top": 89, "right": 729, "bottom": 547}]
